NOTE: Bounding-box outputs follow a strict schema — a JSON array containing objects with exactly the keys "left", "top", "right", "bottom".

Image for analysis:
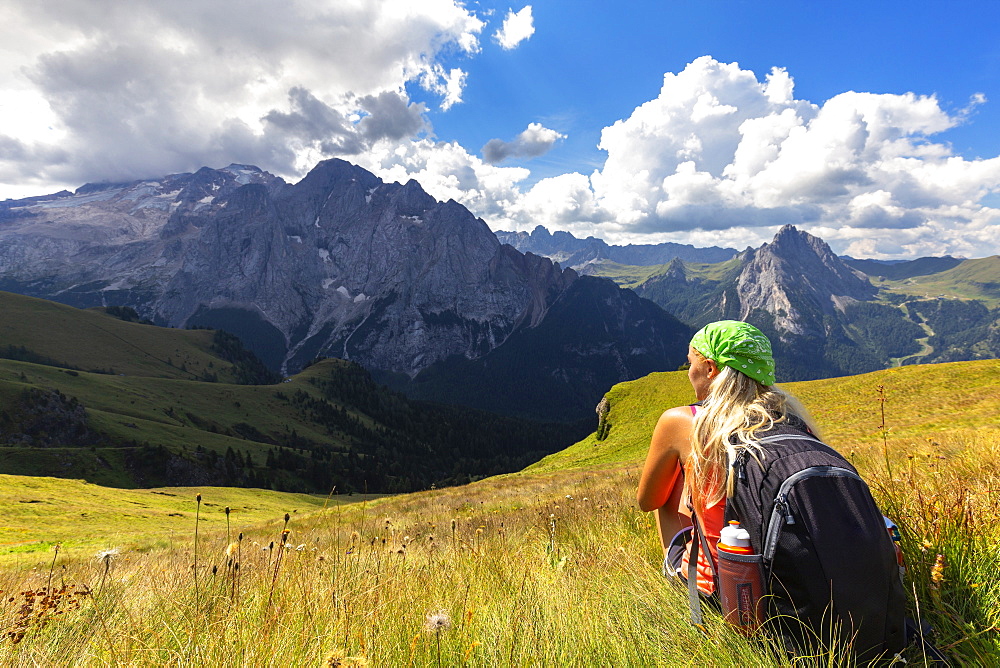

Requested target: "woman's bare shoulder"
[
  {"left": 655, "top": 405, "right": 697, "bottom": 427},
  {"left": 649, "top": 405, "right": 696, "bottom": 455}
]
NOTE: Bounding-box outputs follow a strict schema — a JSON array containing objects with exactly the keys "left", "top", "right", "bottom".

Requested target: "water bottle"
[{"left": 717, "top": 520, "right": 765, "bottom": 634}]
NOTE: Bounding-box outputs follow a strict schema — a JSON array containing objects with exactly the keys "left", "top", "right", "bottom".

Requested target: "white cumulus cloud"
[
  {"left": 494, "top": 6, "right": 535, "bottom": 50},
  {"left": 560, "top": 57, "right": 1000, "bottom": 257},
  {"left": 0, "top": 0, "right": 484, "bottom": 193},
  {"left": 392, "top": 56, "right": 998, "bottom": 258}
]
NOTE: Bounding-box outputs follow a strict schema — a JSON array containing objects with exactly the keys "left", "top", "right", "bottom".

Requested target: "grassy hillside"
[
  {"left": 878, "top": 256, "right": 1000, "bottom": 306},
  {"left": 0, "top": 291, "right": 581, "bottom": 493},
  {"left": 586, "top": 256, "right": 742, "bottom": 289},
  {"left": 0, "top": 357, "right": 997, "bottom": 663},
  {"left": 0, "top": 291, "right": 250, "bottom": 382},
  {"left": 527, "top": 358, "right": 1000, "bottom": 473},
  {"left": 0, "top": 355, "right": 578, "bottom": 493},
  {"left": 0, "top": 475, "right": 337, "bottom": 566}
]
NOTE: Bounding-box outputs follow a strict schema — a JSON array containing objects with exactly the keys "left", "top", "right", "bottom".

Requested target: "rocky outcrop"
[{"left": 733, "top": 225, "right": 876, "bottom": 337}]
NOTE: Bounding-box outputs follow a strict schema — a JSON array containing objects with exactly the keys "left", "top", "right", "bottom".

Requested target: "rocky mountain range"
[
  {"left": 0, "top": 160, "right": 690, "bottom": 421},
  {"left": 495, "top": 225, "right": 737, "bottom": 269},
  {"left": 601, "top": 225, "right": 999, "bottom": 380},
  {"left": 4, "top": 158, "right": 995, "bottom": 416}
]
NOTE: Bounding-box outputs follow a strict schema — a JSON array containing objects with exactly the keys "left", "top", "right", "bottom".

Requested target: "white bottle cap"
[{"left": 719, "top": 520, "right": 751, "bottom": 548}]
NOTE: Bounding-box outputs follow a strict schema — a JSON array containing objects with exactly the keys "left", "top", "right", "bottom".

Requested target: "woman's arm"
[
  {"left": 638, "top": 406, "right": 695, "bottom": 551},
  {"left": 637, "top": 406, "right": 694, "bottom": 512}
]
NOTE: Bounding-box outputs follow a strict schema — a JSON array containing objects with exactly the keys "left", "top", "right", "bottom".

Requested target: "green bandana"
[{"left": 689, "top": 320, "right": 775, "bottom": 386}]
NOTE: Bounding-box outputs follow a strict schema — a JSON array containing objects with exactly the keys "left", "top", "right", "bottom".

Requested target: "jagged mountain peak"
[
  {"left": 754, "top": 226, "right": 871, "bottom": 290},
  {"left": 762, "top": 225, "right": 839, "bottom": 264},
  {"left": 734, "top": 225, "right": 875, "bottom": 337},
  {"left": 496, "top": 225, "right": 737, "bottom": 268},
  {"left": 663, "top": 257, "right": 686, "bottom": 280},
  {"left": 295, "top": 158, "right": 381, "bottom": 193}
]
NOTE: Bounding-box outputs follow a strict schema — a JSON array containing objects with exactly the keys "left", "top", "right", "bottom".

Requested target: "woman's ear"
[{"left": 706, "top": 359, "right": 720, "bottom": 378}]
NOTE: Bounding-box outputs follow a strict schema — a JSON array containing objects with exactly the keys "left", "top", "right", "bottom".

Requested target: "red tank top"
[{"left": 679, "top": 404, "right": 724, "bottom": 595}]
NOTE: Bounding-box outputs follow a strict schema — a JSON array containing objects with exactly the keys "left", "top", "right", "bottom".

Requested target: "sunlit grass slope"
[
  {"left": 879, "top": 256, "right": 1000, "bottom": 306},
  {"left": 0, "top": 357, "right": 349, "bottom": 487},
  {"left": 0, "top": 290, "right": 245, "bottom": 381},
  {"left": 527, "top": 358, "right": 1000, "bottom": 473},
  {"left": 0, "top": 475, "right": 335, "bottom": 566},
  {"left": 0, "top": 357, "right": 998, "bottom": 664},
  {"left": 2, "top": 290, "right": 580, "bottom": 493},
  {"left": 586, "top": 256, "right": 742, "bottom": 289}
]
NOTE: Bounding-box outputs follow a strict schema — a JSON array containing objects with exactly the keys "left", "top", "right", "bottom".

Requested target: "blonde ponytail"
[{"left": 687, "top": 363, "right": 817, "bottom": 511}]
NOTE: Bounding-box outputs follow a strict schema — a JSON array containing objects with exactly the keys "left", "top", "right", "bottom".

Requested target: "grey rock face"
[
  {"left": 1, "top": 160, "right": 581, "bottom": 377},
  {"left": 732, "top": 225, "right": 876, "bottom": 337}
]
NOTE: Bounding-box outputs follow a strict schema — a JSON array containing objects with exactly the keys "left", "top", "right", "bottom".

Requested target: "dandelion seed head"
[
  {"left": 94, "top": 548, "right": 119, "bottom": 564},
  {"left": 424, "top": 609, "right": 452, "bottom": 633}
]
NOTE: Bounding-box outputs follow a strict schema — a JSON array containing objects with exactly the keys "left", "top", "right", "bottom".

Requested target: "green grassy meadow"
[
  {"left": 1, "top": 291, "right": 580, "bottom": 494},
  {"left": 0, "top": 360, "right": 997, "bottom": 664},
  {"left": 877, "top": 256, "right": 1000, "bottom": 307},
  {"left": 0, "top": 475, "right": 338, "bottom": 565},
  {"left": 0, "top": 291, "right": 246, "bottom": 381},
  {"left": 0, "top": 356, "right": 350, "bottom": 488}
]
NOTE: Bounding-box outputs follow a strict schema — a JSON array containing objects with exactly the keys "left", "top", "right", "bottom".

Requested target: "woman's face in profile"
[{"left": 687, "top": 346, "right": 717, "bottom": 401}]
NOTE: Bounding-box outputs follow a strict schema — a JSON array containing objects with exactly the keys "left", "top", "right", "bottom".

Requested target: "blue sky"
[
  {"left": 2, "top": 0, "right": 999, "bottom": 257},
  {"left": 448, "top": 1, "right": 1000, "bottom": 179}
]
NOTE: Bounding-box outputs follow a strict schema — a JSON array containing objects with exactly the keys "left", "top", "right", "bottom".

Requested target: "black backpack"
[{"left": 690, "top": 423, "right": 908, "bottom": 663}]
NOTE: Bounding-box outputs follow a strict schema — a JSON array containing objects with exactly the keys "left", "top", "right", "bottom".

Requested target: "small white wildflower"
[{"left": 296, "top": 544, "right": 306, "bottom": 551}]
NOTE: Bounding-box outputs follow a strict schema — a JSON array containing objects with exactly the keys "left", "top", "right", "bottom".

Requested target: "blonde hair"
[{"left": 688, "top": 359, "right": 818, "bottom": 511}]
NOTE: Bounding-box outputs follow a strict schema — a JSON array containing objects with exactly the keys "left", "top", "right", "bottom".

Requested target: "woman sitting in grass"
[
  {"left": 636, "top": 319, "right": 815, "bottom": 597},
  {"left": 637, "top": 320, "right": 909, "bottom": 663}
]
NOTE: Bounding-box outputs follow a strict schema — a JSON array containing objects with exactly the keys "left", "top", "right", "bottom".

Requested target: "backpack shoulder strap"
[{"left": 686, "top": 508, "right": 719, "bottom": 628}]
